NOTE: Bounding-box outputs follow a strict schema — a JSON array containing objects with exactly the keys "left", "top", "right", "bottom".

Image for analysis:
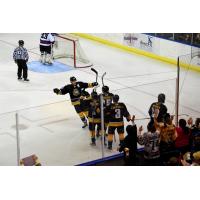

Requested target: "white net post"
[
  {"left": 53, "top": 34, "right": 92, "bottom": 68},
  {"left": 100, "top": 94, "right": 105, "bottom": 158},
  {"left": 15, "top": 112, "right": 21, "bottom": 166}
]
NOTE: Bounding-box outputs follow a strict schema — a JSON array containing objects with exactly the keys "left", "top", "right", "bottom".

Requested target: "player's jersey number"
[{"left": 115, "top": 109, "right": 121, "bottom": 119}]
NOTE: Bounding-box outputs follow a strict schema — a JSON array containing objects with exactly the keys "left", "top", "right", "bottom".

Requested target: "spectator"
[
  {"left": 156, "top": 33, "right": 173, "bottom": 40},
  {"left": 181, "top": 152, "right": 193, "bottom": 166},
  {"left": 192, "top": 151, "right": 200, "bottom": 166},
  {"left": 137, "top": 121, "right": 161, "bottom": 166},
  {"left": 154, "top": 113, "right": 177, "bottom": 162},
  {"left": 184, "top": 34, "right": 192, "bottom": 43},
  {"left": 189, "top": 118, "right": 200, "bottom": 153},
  {"left": 174, "top": 33, "right": 192, "bottom": 44},
  {"left": 193, "top": 33, "right": 200, "bottom": 46},
  {"left": 175, "top": 119, "right": 190, "bottom": 154},
  {"left": 181, "top": 151, "right": 200, "bottom": 166},
  {"left": 118, "top": 117, "right": 138, "bottom": 166}
]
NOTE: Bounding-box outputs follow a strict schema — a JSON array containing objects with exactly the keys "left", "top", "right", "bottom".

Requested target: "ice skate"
[
  {"left": 40, "top": 54, "right": 45, "bottom": 64},
  {"left": 96, "top": 129, "right": 100, "bottom": 138},
  {"left": 107, "top": 146, "right": 112, "bottom": 150},
  {"left": 46, "top": 54, "right": 53, "bottom": 65},
  {"left": 82, "top": 122, "right": 88, "bottom": 128},
  {"left": 90, "top": 138, "right": 96, "bottom": 146}
]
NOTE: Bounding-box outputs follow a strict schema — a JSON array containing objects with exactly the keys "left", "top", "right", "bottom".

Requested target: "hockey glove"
[
  {"left": 92, "top": 82, "right": 98, "bottom": 86},
  {"left": 53, "top": 88, "right": 60, "bottom": 94},
  {"left": 126, "top": 115, "right": 131, "bottom": 122}
]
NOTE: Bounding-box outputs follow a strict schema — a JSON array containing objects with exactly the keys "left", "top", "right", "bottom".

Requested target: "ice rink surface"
[{"left": 0, "top": 34, "right": 200, "bottom": 165}]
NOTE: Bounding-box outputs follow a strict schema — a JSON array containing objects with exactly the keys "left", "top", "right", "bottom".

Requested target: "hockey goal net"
[{"left": 53, "top": 34, "right": 93, "bottom": 68}]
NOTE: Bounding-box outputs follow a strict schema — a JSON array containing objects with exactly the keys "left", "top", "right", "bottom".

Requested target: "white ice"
[{"left": 0, "top": 34, "right": 200, "bottom": 165}]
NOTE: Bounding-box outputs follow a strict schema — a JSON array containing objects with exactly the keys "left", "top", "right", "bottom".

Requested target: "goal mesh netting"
[
  {"left": 53, "top": 34, "right": 93, "bottom": 68},
  {"left": 176, "top": 52, "right": 200, "bottom": 124}
]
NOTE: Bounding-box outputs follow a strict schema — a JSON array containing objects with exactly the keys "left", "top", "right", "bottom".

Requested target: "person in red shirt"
[{"left": 175, "top": 119, "right": 190, "bottom": 154}]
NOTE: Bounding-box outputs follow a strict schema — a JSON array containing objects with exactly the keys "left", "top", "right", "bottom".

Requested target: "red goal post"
[{"left": 53, "top": 33, "right": 93, "bottom": 68}]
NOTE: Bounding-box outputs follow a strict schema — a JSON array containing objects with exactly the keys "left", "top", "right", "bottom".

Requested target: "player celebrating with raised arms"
[{"left": 53, "top": 77, "right": 98, "bottom": 128}]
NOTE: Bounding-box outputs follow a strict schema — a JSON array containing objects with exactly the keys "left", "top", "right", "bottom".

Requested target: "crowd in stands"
[
  {"left": 118, "top": 93, "right": 200, "bottom": 166},
  {"left": 148, "top": 33, "right": 200, "bottom": 46}
]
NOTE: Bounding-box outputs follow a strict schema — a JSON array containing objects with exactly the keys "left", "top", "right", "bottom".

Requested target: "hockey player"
[
  {"left": 107, "top": 94, "right": 131, "bottom": 150},
  {"left": 87, "top": 91, "right": 101, "bottom": 145},
  {"left": 53, "top": 77, "right": 98, "bottom": 128},
  {"left": 96, "top": 86, "right": 113, "bottom": 138},
  {"left": 13, "top": 40, "right": 29, "bottom": 81},
  {"left": 102, "top": 86, "right": 114, "bottom": 130},
  {"left": 80, "top": 88, "right": 91, "bottom": 118},
  {"left": 40, "top": 33, "right": 55, "bottom": 64},
  {"left": 148, "top": 93, "right": 168, "bottom": 123}
]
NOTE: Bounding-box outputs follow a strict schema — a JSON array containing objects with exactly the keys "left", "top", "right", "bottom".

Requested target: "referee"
[{"left": 13, "top": 40, "right": 29, "bottom": 81}]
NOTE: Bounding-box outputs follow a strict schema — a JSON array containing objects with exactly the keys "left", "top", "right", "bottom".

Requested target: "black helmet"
[
  {"left": 70, "top": 76, "right": 77, "bottom": 82},
  {"left": 113, "top": 94, "right": 119, "bottom": 103},
  {"left": 158, "top": 93, "right": 165, "bottom": 103},
  {"left": 91, "top": 91, "right": 98, "bottom": 99},
  {"left": 18, "top": 40, "right": 24, "bottom": 46},
  {"left": 102, "top": 85, "right": 109, "bottom": 93}
]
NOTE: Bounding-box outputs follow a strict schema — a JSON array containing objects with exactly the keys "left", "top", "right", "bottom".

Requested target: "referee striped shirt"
[{"left": 13, "top": 47, "right": 29, "bottom": 61}]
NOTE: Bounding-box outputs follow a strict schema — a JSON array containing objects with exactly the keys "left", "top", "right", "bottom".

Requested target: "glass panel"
[
  {"left": 179, "top": 54, "right": 200, "bottom": 120},
  {"left": 174, "top": 33, "right": 192, "bottom": 44},
  {"left": 106, "top": 67, "right": 177, "bottom": 157},
  {"left": 0, "top": 112, "right": 18, "bottom": 166},
  {"left": 18, "top": 100, "right": 103, "bottom": 166}
]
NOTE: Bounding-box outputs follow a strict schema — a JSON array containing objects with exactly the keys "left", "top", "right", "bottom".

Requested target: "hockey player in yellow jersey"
[
  {"left": 102, "top": 86, "right": 114, "bottom": 129},
  {"left": 96, "top": 86, "right": 114, "bottom": 139},
  {"left": 53, "top": 76, "right": 98, "bottom": 128},
  {"left": 149, "top": 93, "right": 168, "bottom": 123},
  {"left": 107, "top": 94, "right": 131, "bottom": 150},
  {"left": 80, "top": 89, "right": 91, "bottom": 118},
  {"left": 87, "top": 91, "right": 101, "bottom": 145}
]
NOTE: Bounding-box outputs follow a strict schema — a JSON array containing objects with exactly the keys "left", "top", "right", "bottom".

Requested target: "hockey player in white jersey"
[{"left": 40, "top": 33, "right": 55, "bottom": 64}]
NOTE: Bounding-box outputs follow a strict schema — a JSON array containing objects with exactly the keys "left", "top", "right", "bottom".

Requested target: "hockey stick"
[
  {"left": 91, "top": 68, "right": 98, "bottom": 83},
  {"left": 134, "top": 114, "right": 190, "bottom": 121},
  {"left": 102, "top": 72, "right": 106, "bottom": 86}
]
